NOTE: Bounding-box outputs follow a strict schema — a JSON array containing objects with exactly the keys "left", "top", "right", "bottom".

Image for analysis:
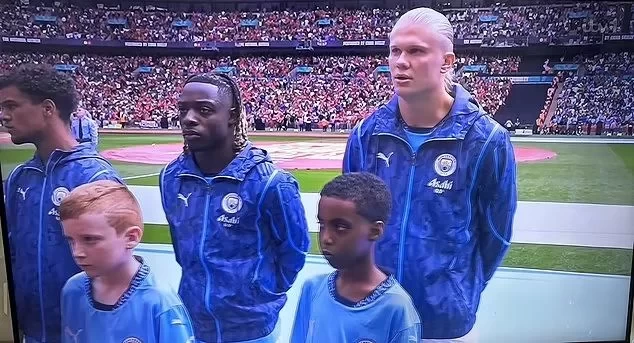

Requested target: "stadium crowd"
[
  {"left": 455, "top": 55, "right": 521, "bottom": 75},
  {"left": 0, "top": 2, "right": 626, "bottom": 42},
  {"left": 545, "top": 52, "right": 633, "bottom": 135},
  {"left": 459, "top": 73, "right": 512, "bottom": 117},
  {"left": 0, "top": 53, "right": 517, "bottom": 130},
  {"left": 447, "top": 2, "right": 622, "bottom": 40},
  {"left": 2, "top": 49, "right": 632, "bottom": 134}
]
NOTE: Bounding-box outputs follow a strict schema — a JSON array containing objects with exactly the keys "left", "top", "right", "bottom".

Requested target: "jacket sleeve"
[
  {"left": 389, "top": 324, "right": 422, "bottom": 343},
  {"left": 3, "top": 166, "right": 23, "bottom": 238},
  {"left": 87, "top": 167, "right": 124, "bottom": 184},
  {"left": 158, "top": 166, "right": 181, "bottom": 264},
  {"left": 477, "top": 127, "right": 518, "bottom": 284},
  {"left": 265, "top": 172, "right": 310, "bottom": 293},
  {"left": 342, "top": 120, "right": 364, "bottom": 173}
]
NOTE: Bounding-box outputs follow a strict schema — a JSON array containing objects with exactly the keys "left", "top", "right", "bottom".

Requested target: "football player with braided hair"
[{"left": 159, "top": 71, "right": 310, "bottom": 343}]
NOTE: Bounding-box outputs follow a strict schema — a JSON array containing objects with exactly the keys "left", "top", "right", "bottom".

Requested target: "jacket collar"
[
  {"left": 176, "top": 141, "right": 269, "bottom": 181},
  {"left": 372, "top": 83, "right": 486, "bottom": 140},
  {"left": 24, "top": 142, "right": 100, "bottom": 172}
]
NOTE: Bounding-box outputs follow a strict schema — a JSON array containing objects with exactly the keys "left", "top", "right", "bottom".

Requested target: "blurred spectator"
[
  {"left": 455, "top": 55, "right": 521, "bottom": 75},
  {"left": 547, "top": 52, "right": 633, "bottom": 135},
  {"left": 0, "top": 2, "right": 623, "bottom": 43},
  {"left": 460, "top": 73, "right": 512, "bottom": 115},
  {"left": 448, "top": 2, "right": 621, "bottom": 42},
  {"left": 1, "top": 53, "right": 516, "bottom": 129}
]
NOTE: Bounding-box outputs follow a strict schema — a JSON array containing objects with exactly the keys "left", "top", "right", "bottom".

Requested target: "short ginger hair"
[{"left": 59, "top": 180, "right": 143, "bottom": 234}]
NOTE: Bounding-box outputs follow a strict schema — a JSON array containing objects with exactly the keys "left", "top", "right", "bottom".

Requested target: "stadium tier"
[
  {"left": 0, "top": 2, "right": 625, "bottom": 42},
  {"left": 0, "top": 1, "right": 632, "bottom": 135},
  {"left": 0, "top": 53, "right": 519, "bottom": 130},
  {"left": 1, "top": 51, "right": 632, "bottom": 134}
]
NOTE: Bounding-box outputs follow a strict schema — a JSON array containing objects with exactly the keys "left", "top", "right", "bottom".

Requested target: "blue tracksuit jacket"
[
  {"left": 342, "top": 84, "right": 518, "bottom": 339},
  {"left": 159, "top": 143, "right": 310, "bottom": 343},
  {"left": 3, "top": 143, "right": 124, "bottom": 343}
]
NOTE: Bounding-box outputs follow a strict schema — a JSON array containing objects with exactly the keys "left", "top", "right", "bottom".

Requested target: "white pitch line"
[{"left": 124, "top": 172, "right": 160, "bottom": 180}]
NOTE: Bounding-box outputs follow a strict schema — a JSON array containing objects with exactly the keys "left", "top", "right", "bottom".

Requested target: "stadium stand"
[
  {"left": 544, "top": 52, "right": 633, "bottom": 135},
  {"left": 0, "top": 53, "right": 516, "bottom": 130},
  {"left": 0, "top": 1, "right": 632, "bottom": 135},
  {"left": 0, "top": 2, "right": 625, "bottom": 42}
]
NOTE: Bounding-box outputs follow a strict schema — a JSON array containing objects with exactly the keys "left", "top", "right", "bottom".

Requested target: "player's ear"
[
  {"left": 123, "top": 226, "right": 143, "bottom": 249},
  {"left": 441, "top": 52, "right": 456, "bottom": 74},
  {"left": 41, "top": 99, "right": 56, "bottom": 119},
  {"left": 368, "top": 221, "right": 384, "bottom": 241}
]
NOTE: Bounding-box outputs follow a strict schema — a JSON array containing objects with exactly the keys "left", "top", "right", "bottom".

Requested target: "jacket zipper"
[
  {"left": 38, "top": 175, "right": 47, "bottom": 342},
  {"left": 28, "top": 151, "right": 102, "bottom": 342},
  {"left": 377, "top": 133, "right": 416, "bottom": 282},
  {"left": 375, "top": 133, "right": 457, "bottom": 282},
  {"left": 178, "top": 173, "right": 240, "bottom": 342},
  {"left": 200, "top": 185, "right": 223, "bottom": 342}
]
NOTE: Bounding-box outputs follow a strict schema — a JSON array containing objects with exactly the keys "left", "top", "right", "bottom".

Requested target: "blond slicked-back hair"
[
  {"left": 390, "top": 7, "right": 456, "bottom": 93},
  {"left": 59, "top": 180, "right": 143, "bottom": 235}
]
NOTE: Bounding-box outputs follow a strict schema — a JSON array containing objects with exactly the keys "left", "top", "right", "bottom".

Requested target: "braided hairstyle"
[{"left": 181, "top": 72, "right": 249, "bottom": 154}]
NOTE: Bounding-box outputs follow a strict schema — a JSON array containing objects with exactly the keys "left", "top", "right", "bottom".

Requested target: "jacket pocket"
[
  {"left": 254, "top": 279, "right": 285, "bottom": 298},
  {"left": 253, "top": 259, "right": 285, "bottom": 298},
  {"left": 446, "top": 256, "right": 472, "bottom": 314}
]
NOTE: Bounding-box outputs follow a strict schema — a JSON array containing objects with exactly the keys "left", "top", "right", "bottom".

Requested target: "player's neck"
[
  {"left": 399, "top": 88, "right": 454, "bottom": 129},
  {"left": 92, "top": 257, "right": 141, "bottom": 305},
  {"left": 35, "top": 123, "right": 78, "bottom": 162},
  {"left": 337, "top": 255, "right": 387, "bottom": 302},
  {"left": 193, "top": 140, "right": 235, "bottom": 175},
  {"left": 339, "top": 254, "right": 386, "bottom": 288}
]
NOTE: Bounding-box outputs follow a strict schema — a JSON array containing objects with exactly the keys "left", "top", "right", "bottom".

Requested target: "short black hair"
[
  {"left": 320, "top": 172, "right": 392, "bottom": 223},
  {"left": 0, "top": 63, "right": 78, "bottom": 123}
]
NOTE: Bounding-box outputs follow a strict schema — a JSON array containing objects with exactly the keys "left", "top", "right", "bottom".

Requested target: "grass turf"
[
  {"left": 116, "top": 141, "right": 634, "bottom": 204},
  {"left": 512, "top": 142, "right": 634, "bottom": 205},
  {"left": 2, "top": 136, "right": 633, "bottom": 203},
  {"left": 0, "top": 134, "right": 330, "bottom": 180},
  {"left": 142, "top": 224, "right": 632, "bottom": 276}
]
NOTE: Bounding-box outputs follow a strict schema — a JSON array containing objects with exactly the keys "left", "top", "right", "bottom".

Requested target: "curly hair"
[
  {"left": 0, "top": 63, "right": 78, "bottom": 123},
  {"left": 181, "top": 72, "right": 249, "bottom": 154},
  {"left": 321, "top": 172, "right": 393, "bottom": 223}
]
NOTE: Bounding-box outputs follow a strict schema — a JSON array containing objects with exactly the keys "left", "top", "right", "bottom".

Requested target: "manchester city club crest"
[
  {"left": 52, "top": 187, "right": 70, "bottom": 206},
  {"left": 434, "top": 153, "right": 457, "bottom": 177},
  {"left": 221, "top": 193, "right": 243, "bottom": 214}
]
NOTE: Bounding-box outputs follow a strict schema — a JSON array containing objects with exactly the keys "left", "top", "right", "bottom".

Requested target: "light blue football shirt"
[
  {"left": 290, "top": 271, "right": 422, "bottom": 343},
  {"left": 60, "top": 256, "right": 195, "bottom": 343}
]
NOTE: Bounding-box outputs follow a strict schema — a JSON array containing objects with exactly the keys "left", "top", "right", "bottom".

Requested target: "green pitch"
[
  {"left": 1, "top": 133, "right": 633, "bottom": 275},
  {"left": 141, "top": 224, "right": 632, "bottom": 276}
]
